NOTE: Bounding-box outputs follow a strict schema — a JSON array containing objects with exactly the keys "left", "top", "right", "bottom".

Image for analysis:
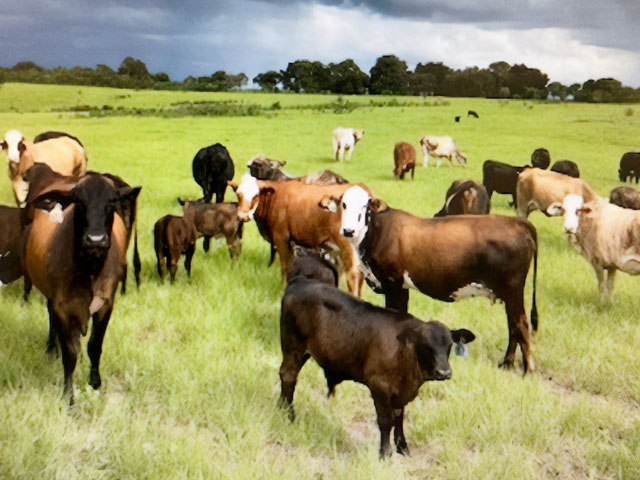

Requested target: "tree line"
[{"left": 2, "top": 55, "right": 640, "bottom": 103}]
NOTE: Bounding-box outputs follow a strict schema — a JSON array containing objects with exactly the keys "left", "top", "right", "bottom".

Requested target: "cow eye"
[
  {"left": 342, "top": 202, "right": 346, "bottom": 209},
  {"left": 358, "top": 214, "right": 361, "bottom": 221}
]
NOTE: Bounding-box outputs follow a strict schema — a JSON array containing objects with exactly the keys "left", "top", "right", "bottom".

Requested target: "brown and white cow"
[
  {"left": 1, "top": 129, "right": 88, "bottom": 205},
  {"left": 548, "top": 194, "right": 640, "bottom": 302},
  {"left": 232, "top": 173, "right": 364, "bottom": 295},
  {"left": 321, "top": 186, "right": 539, "bottom": 373},
  {"left": 393, "top": 142, "right": 416, "bottom": 180},
  {"left": 419, "top": 135, "right": 467, "bottom": 168},
  {"left": 332, "top": 127, "right": 364, "bottom": 162},
  {"left": 516, "top": 168, "right": 598, "bottom": 219}
]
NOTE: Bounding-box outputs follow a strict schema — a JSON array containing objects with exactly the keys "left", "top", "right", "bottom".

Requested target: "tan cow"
[
  {"left": 1, "top": 129, "right": 87, "bottom": 205},
  {"left": 516, "top": 168, "right": 598, "bottom": 219},
  {"left": 231, "top": 173, "right": 364, "bottom": 295}
]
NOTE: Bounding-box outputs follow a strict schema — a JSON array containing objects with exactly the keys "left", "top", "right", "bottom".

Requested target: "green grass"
[{"left": 0, "top": 83, "right": 639, "bottom": 479}]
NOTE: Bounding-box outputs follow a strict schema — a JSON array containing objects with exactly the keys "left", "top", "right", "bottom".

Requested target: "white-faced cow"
[
  {"left": 332, "top": 127, "right": 364, "bottom": 162},
  {"left": 419, "top": 135, "right": 467, "bottom": 168},
  {"left": 548, "top": 194, "right": 640, "bottom": 302},
  {"left": 321, "top": 186, "right": 539, "bottom": 373}
]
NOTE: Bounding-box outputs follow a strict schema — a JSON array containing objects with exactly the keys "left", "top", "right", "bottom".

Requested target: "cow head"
[
  {"left": 319, "top": 185, "right": 386, "bottom": 245},
  {"left": 233, "top": 172, "right": 273, "bottom": 221},
  {"left": 2, "top": 129, "right": 26, "bottom": 168},
  {"left": 353, "top": 129, "right": 364, "bottom": 144},
  {"left": 32, "top": 174, "right": 139, "bottom": 262},
  {"left": 397, "top": 320, "right": 475, "bottom": 381},
  {"left": 546, "top": 194, "right": 591, "bottom": 235},
  {"left": 247, "top": 156, "right": 287, "bottom": 180}
]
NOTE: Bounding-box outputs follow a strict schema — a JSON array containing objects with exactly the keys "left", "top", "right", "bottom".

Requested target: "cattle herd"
[{"left": 2, "top": 125, "right": 640, "bottom": 458}]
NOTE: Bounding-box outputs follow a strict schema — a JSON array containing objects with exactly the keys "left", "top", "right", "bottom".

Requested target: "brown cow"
[
  {"left": 0, "top": 205, "right": 32, "bottom": 299},
  {"left": 19, "top": 173, "right": 139, "bottom": 404},
  {"left": 516, "top": 168, "right": 598, "bottom": 219},
  {"left": 393, "top": 142, "right": 416, "bottom": 180},
  {"left": 178, "top": 198, "right": 243, "bottom": 258},
  {"left": 2, "top": 129, "right": 87, "bottom": 205},
  {"left": 231, "top": 173, "right": 364, "bottom": 295},
  {"left": 153, "top": 215, "right": 197, "bottom": 282},
  {"left": 609, "top": 186, "right": 640, "bottom": 210},
  {"left": 321, "top": 185, "right": 538, "bottom": 373},
  {"left": 285, "top": 247, "right": 339, "bottom": 286},
  {"left": 279, "top": 277, "right": 475, "bottom": 457},
  {"left": 434, "top": 179, "right": 490, "bottom": 217}
]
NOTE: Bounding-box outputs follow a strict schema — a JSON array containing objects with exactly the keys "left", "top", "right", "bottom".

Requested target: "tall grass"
[{"left": 0, "top": 83, "right": 639, "bottom": 479}]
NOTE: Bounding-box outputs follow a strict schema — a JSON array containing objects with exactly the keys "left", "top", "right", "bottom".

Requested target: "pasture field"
[{"left": 1, "top": 82, "right": 640, "bottom": 479}]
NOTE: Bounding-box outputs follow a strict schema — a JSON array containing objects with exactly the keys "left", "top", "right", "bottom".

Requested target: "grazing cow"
[
  {"left": 531, "top": 148, "right": 550, "bottom": 169},
  {"left": 454, "top": 116, "right": 461, "bottom": 123},
  {"left": 516, "top": 168, "right": 598, "bottom": 219},
  {"left": 609, "top": 186, "right": 640, "bottom": 210},
  {"left": 178, "top": 198, "right": 243, "bottom": 258},
  {"left": 551, "top": 160, "right": 580, "bottom": 178},
  {"left": 2, "top": 129, "right": 87, "bottom": 205},
  {"left": 279, "top": 277, "right": 476, "bottom": 457},
  {"left": 0, "top": 205, "right": 32, "bottom": 299},
  {"left": 320, "top": 186, "right": 538, "bottom": 373},
  {"left": 248, "top": 155, "right": 290, "bottom": 181},
  {"left": 33, "top": 131, "right": 84, "bottom": 147},
  {"left": 153, "top": 215, "right": 197, "bottom": 282},
  {"left": 434, "top": 179, "right": 490, "bottom": 217},
  {"left": 619, "top": 152, "right": 640, "bottom": 183},
  {"left": 482, "top": 160, "right": 526, "bottom": 206},
  {"left": 547, "top": 194, "right": 640, "bottom": 302},
  {"left": 468, "top": 110, "right": 479, "bottom": 118},
  {"left": 393, "top": 142, "right": 416, "bottom": 180},
  {"left": 192, "top": 143, "right": 235, "bottom": 203},
  {"left": 231, "top": 173, "right": 364, "bottom": 294},
  {"left": 285, "top": 248, "right": 338, "bottom": 286},
  {"left": 19, "top": 173, "right": 140, "bottom": 404},
  {"left": 332, "top": 127, "right": 364, "bottom": 162},
  {"left": 419, "top": 135, "right": 467, "bottom": 167}
]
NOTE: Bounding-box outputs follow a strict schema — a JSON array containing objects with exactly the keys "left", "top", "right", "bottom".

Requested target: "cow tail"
[
  {"left": 530, "top": 229, "right": 538, "bottom": 332},
  {"left": 133, "top": 223, "right": 141, "bottom": 288},
  {"left": 268, "top": 244, "right": 276, "bottom": 267}
]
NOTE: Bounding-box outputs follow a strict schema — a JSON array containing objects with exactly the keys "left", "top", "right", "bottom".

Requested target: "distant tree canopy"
[{"left": 2, "top": 56, "right": 640, "bottom": 102}]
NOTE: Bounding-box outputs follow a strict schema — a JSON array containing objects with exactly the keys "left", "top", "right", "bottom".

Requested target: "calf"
[
  {"left": 419, "top": 135, "right": 467, "bottom": 167},
  {"left": 393, "top": 142, "right": 416, "bottom": 180},
  {"left": 285, "top": 247, "right": 339, "bottom": 286},
  {"left": 178, "top": 198, "right": 243, "bottom": 257},
  {"left": 609, "top": 186, "right": 640, "bottom": 210},
  {"left": 279, "top": 277, "right": 475, "bottom": 457},
  {"left": 154, "top": 215, "right": 197, "bottom": 282},
  {"left": 551, "top": 160, "right": 580, "bottom": 178},
  {"left": 192, "top": 143, "right": 235, "bottom": 203},
  {"left": 619, "top": 152, "right": 640, "bottom": 183},
  {"left": 332, "top": 127, "right": 364, "bottom": 162},
  {"left": 548, "top": 194, "right": 640, "bottom": 302},
  {"left": 321, "top": 186, "right": 538, "bottom": 373},
  {"left": 531, "top": 148, "right": 551, "bottom": 169},
  {"left": 434, "top": 179, "right": 490, "bottom": 217},
  {"left": 516, "top": 168, "right": 598, "bottom": 219},
  {"left": 482, "top": 160, "right": 524, "bottom": 206},
  {"left": 19, "top": 173, "right": 139, "bottom": 404}
]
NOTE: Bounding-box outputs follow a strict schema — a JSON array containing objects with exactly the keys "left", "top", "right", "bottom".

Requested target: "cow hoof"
[
  {"left": 89, "top": 372, "right": 101, "bottom": 390},
  {"left": 396, "top": 444, "right": 410, "bottom": 456},
  {"left": 46, "top": 343, "right": 58, "bottom": 357},
  {"left": 498, "top": 360, "right": 514, "bottom": 370}
]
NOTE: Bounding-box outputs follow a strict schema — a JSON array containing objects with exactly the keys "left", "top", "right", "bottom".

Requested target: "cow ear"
[
  {"left": 227, "top": 181, "right": 238, "bottom": 192},
  {"left": 319, "top": 195, "right": 339, "bottom": 212},
  {"left": 546, "top": 202, "right": 564, "bottom": 216},
  {"left": 578, "top": 205, "right": 592, "bottom": 215},
  {"left": 177, "top": 197, "right": 185, "bottom": 206},
  {"left": 18, "top": 141, "right": 26, "bottom": 153},
  {"left": 260, "top": 186, "right": 275, "bottom": 196},
  {"left": 0, "top": 141, "right": 7, "bottom": 150},
  {"left": 369, "top": 198, "right": 388, "bottom": 213},
  {"left": 119, "top": 185, "right": 141, "bottom": 202},
  {"left": 397, "top": 327, "right": 420, "bottom": 346},
  {"left": 32, "top": 188, "right": 76, "bottom": 211},
  {"left": 280, "top": 160, "right": 286, "bottom": 167},
  {"left": 451, "top": 328, "right": 475, "bottom": 345}
]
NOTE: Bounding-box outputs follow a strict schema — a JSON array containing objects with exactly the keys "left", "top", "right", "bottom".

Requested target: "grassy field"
[{"left": 0, "top": 82, "right": 639, "bottom": 479}]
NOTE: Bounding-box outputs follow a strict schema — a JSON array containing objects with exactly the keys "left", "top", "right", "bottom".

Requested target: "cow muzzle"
[
  {"left": 342, "top": 228, "right": 354, "bottom": 238},
  {"left": 434, "top": 368, "right": 452, "bottom": 381},
  {"left": 83, "top": 233, "right": 110, "bottom": 249}
]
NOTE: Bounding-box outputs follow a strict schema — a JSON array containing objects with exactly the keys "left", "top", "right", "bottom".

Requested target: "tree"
[
  {"left": 369, "top": 55, "right": 409, "bottom": 95},
  {"left": 546, "top": 81, "right": 567, "bottom": 100},
  {"left": 12, "top": 61, "right": 44, "bottom": 72},
  {"left": 414, "top": 62, "right": 451, "bottom": 95},
  {"left": 407, "top": 72, "right": 436, "bottom": 96},
  {"left": 253, "top": 70, "right": 281, "bottom": 92},
  {"left": 328, "top": 59, "right": 369, "bottom": 94},
  {"left": 506, "top": 64, "right": 549, "bottom": 96},
  {"left": 280, "top": 60, "right": 331, "bottom": 93},
  {"left": 489, "top": 61, "right": 510, "bottom": 79},
  {"left": 153, "top": 72, "right": 170, "bottom": 82},
  {"left": 440, "top": 67, "right": 501, "bottom": 98},
  {"left": 118, "top": 57, "right": 150, "bottom": 79}
]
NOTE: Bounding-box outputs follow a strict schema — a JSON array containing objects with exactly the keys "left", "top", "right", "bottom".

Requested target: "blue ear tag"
[{"left": 455, "top": 342, "right": 469, "bottom": 357}]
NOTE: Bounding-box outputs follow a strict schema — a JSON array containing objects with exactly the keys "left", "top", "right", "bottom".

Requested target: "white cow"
[
  {"left": 332, "top": 127, "right": 364, "bottom": 162},
  {"left": 419, "top": 135, "right": 467, "bottom": 168},
  {"left": 547, "top": 194, "right": 640, "bottom": 302}
]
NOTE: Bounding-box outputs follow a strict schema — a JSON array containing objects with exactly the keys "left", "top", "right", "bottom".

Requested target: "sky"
[{"left": 1, "top": 0, "right": 640, "bottom": 87}]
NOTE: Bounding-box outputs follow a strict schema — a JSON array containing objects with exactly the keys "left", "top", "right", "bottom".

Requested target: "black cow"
[
  {"left": 551, "top": 160, "right": 580, "bottom": 178},
  {"left": 192, "top": 143, "right": 235, "bottom": 203},
  {"left": 434, "top": 179, "right": 490, "bottom": 217},
  {"left": 321, "top": 186, "right": 538, "bottom": 374},
  {"left": 285, "top": 247, "right": 339, "bottom": 286},
  {"left": 531, "top": 148, "right": 550, "bottom": 169},
  {"left": 482, "top": 160, "right": 525, "bottom": 206},
  {"left": 279, "top": 277, "right": 475, "bottom": 457},
  {"left": 468, "top": 110, "right": 479, "bottom": 118},
  {"left": 619, "top": 152, "right": 640, "bottom": 183}
]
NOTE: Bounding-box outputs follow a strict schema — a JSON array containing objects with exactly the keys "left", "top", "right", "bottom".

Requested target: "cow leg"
[
  {"left": 410, "top": 166, "right": 415, "bottom": 180},
  {"left": 499, "top": 316, "right": 516, "bottom": 369},
  {"left": 120, "top": 264, "right": 127, "bottom": 295},
  {"left": 169, "top": 253, "right": 178, "bottom": 283},
  {"left": 384, "top": 288, "right": 409, "bottom": 314},
  {"left": 332, "top": 138, "right": 339, "bottom": 160},
  {"left": 393, "top": 408, "right": 409, "bottom": 455},
  {"left": 184, "top": 244, "right": 195, "bottom": 277},
  {"left": 23, "top": 274, "right": 32, "bottom": 302},
  {"left": 274, "top": 235, "right": 293, "bottom": 281},
  {"left": 604, "top": 268, "right": 617, "bottom": 302},
  {"left": 155, "top": 242, "right": 164, "bottom": 279},
  {"left": 46, "top": 300, "right": 59, "bottom": 355},
  {"left": 346, "top": 146, "right": 353, "bottom": 161},
  {"left": 436, "top": 158, "right": 443, "bottom": 168},
  {"left": 278, "top": 350, "right": 309, "bottom": 421},
  {"left": 503, "top": 293, "right": 534, "bottom": 374},
  {"left": 203, "top": 236, "right": 211, "bottom": 253},
  {"left": 88, "top": 303, "right": 114, "bottom": 390},
  {"left": 373, "top": 395, "right": 394, "bottom": 458},
  {"left": 593, "top": 265, "right": 606, "bottom": 300},
  {"left": 340, "top": 244, "right": 362, "bottom": 296},
  {"left": 57, "top": 317, "right": 80, "bottom": 405}
]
